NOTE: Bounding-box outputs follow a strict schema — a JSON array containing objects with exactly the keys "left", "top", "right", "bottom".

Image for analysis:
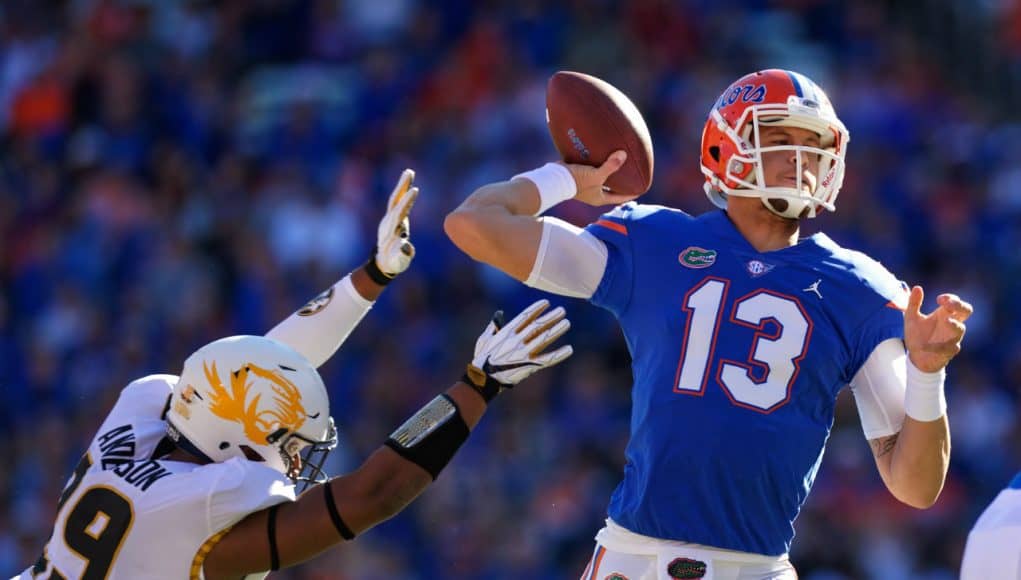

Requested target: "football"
[{"left": 546, "top": 71, "right": 654, "bottom": 197}]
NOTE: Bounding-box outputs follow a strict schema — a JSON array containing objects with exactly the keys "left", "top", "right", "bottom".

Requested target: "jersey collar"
[{"left": 702, "top": 210, "right": 832, "bottom": 258}]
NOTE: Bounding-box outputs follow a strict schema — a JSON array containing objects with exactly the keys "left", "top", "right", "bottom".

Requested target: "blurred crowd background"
[{"left": 2, "top": 1, "right": 1020, "bottom": 578}]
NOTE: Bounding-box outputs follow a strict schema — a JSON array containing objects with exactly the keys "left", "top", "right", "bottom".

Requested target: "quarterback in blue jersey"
[{"left": 445, "top": 69, "right": 972, "bottom": 579}]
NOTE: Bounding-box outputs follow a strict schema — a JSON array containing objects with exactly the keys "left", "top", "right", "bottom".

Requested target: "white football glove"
[
  {"left": 466, "top": 299, "right": 573, "bottom": 391},
  {"left": 374, "top": 168, "right": 419, "bottom": 277}
]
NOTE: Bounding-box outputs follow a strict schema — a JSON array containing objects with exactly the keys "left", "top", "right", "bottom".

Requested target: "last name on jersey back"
[{"left": 94, "top": 423, "right": 172, "bottom": 491}]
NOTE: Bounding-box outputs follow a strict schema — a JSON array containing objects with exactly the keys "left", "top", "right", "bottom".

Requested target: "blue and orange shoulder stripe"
[
  {"left": 590, "top": 203, "right": 692, "bottom": 236},
  {"left": 588, "top": 202, "right": 638, "bottom": 236},
  {"left": 591, "top": 217, "right": 628, "bottom": 236}
]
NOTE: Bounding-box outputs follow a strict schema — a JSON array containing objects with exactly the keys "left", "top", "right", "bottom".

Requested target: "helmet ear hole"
[
  {"left": 716, "top": 138, "right": 753, "bottom": 185},
  {"left": 218, "top": 441, "right": 229, "bottom": 450},
  {"left": 708, "top": 146, "right": 720, "bottom": 162}
]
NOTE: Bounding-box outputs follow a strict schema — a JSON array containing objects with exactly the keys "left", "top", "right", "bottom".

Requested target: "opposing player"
[
  {"left": 20, "top": 170, "right": 574, "bottom": 579},
  {"left": 445, "top": 69, "right": 973, "bottom": 578},
  {"left": 960, "top": 471, "right": 1021, "bottom": 579}
]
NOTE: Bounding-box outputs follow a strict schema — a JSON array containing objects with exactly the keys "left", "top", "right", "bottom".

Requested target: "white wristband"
[
  {"left": 512, "top": 162, "right": 577, "bottom": 216},
  {"left": 903, "top": 358, "right": 946, "bottom": 422}
]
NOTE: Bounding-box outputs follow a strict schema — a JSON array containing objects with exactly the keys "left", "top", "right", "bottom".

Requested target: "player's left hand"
[
  {"left": 466, "top": 299, "right": 573, "bottom": 388},
  {"left": 904, "top": 286, "right": 973, "bottom": 373},
  {"left": 375, "top": 168, "right": 419, "bottom": 277}
]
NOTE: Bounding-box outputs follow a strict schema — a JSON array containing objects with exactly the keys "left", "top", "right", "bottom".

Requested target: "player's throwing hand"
[
  {"left": 904, "top": 286, "right": 974, "bottom": 373},
  {"left": 563, "top": 150, "right": 638, "bottom": 207}
]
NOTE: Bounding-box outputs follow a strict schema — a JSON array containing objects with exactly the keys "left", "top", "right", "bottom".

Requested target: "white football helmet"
[{"left": 166, "top": 335, "right": 337, "bottom": 488}]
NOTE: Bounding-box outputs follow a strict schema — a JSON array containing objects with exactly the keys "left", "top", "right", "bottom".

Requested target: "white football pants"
[{"left": 580, "top": 519, "right": 797, "bottom": 580}]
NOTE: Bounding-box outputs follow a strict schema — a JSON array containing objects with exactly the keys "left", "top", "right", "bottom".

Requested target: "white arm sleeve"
[
  {"left": 524, "top": 217, "right": 608, "bottom": 299},
  {"left": 849, "top": 337, "right": 908, "bottom": 440},
  {"left": 265, "top": 274, "right": 372, "bottom": 368}
]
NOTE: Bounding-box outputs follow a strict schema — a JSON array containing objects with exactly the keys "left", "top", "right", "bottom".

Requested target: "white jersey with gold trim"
[{"left": 18, "top": 374, "right": 295, "bottom": 580}]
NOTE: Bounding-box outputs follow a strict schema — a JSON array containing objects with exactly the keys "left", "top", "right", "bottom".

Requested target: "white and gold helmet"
[{"left": 166, "top": 335, "right": 336, "bottom": 488}]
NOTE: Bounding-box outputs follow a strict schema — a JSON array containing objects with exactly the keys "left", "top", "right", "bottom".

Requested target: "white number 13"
[{"left": 674, "top": 277, "right": 813, "bottom": 413}]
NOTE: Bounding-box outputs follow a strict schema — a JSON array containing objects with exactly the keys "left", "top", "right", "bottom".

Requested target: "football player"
[
  {"left": 960, "top": 471, "right": 1021, "bottom": 579},
  {"left": 445, "top": 70, "right": 973, "bottom": 579},
  {"left": 19, "top": 170, "right": 574, "bottom": 579}
]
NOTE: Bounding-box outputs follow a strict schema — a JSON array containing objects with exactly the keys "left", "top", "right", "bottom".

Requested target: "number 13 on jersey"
[{"left": 674, "top": 276, "right": 813, "bottom": 413}]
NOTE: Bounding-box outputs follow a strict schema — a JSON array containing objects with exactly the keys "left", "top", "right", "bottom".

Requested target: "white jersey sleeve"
[
  {"left": 524, "top": 217, "right": 608, "bottom": 299},
  {"left": 77, "top": 374, "right": 178, "bottom": 466},
  {"left": 848, "top": 338, "right": 907, "bottom": 440},
  {"left": 266, "top": 274, "right": 373, "bottom": 368},
  {"left": 206, "top": 458, "right": 296, "bottom": 532}
]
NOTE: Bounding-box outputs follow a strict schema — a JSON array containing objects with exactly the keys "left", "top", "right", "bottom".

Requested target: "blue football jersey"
[{"left": 585, "top": 204, "right": 908, "bottom": 555}]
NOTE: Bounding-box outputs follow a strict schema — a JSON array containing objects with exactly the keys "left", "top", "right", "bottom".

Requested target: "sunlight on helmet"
[
  {"left": 700, "top": 69, "right": 850, "bottom": 220},
  {"left": 165, "top": 335, "right": 337, "bottom": 491}
]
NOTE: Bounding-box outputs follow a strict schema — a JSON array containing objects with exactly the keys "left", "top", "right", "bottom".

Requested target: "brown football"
[{"left": 546, "top": 71, "right": 654, "bottom": 197}]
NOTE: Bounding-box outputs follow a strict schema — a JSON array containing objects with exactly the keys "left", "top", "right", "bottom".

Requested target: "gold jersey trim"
[{"left": 189, "top": 525, "right": 233, "bottom": 580}]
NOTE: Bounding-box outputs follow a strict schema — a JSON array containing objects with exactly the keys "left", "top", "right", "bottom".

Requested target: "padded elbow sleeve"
[{"left": 524, "top": 217, "right": 607, "bottom": 299}]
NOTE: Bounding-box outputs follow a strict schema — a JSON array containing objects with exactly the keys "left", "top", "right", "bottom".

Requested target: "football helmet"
[
  {"left": 700, "top": 69, "right": 849, "bottom": 219},
  {"left": 166, "top": 335, "right": 337, "bottom": 489}
]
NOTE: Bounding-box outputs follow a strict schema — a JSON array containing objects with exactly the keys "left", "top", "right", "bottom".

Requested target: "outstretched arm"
[
  {"left": 203, "top": 381, "right": 480, "bottom": 577},
  {"left": 267, "top": 169, "right": 418, "bottom": 367},
  {"left": 444, "top": 152, "right": 631, "bottom": 282},
  {"left": 869, "top": 287, "right": 972, "bottom": 508},
  {"left": 203, "top": 300, "right": 573, "bottom": 578}
]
